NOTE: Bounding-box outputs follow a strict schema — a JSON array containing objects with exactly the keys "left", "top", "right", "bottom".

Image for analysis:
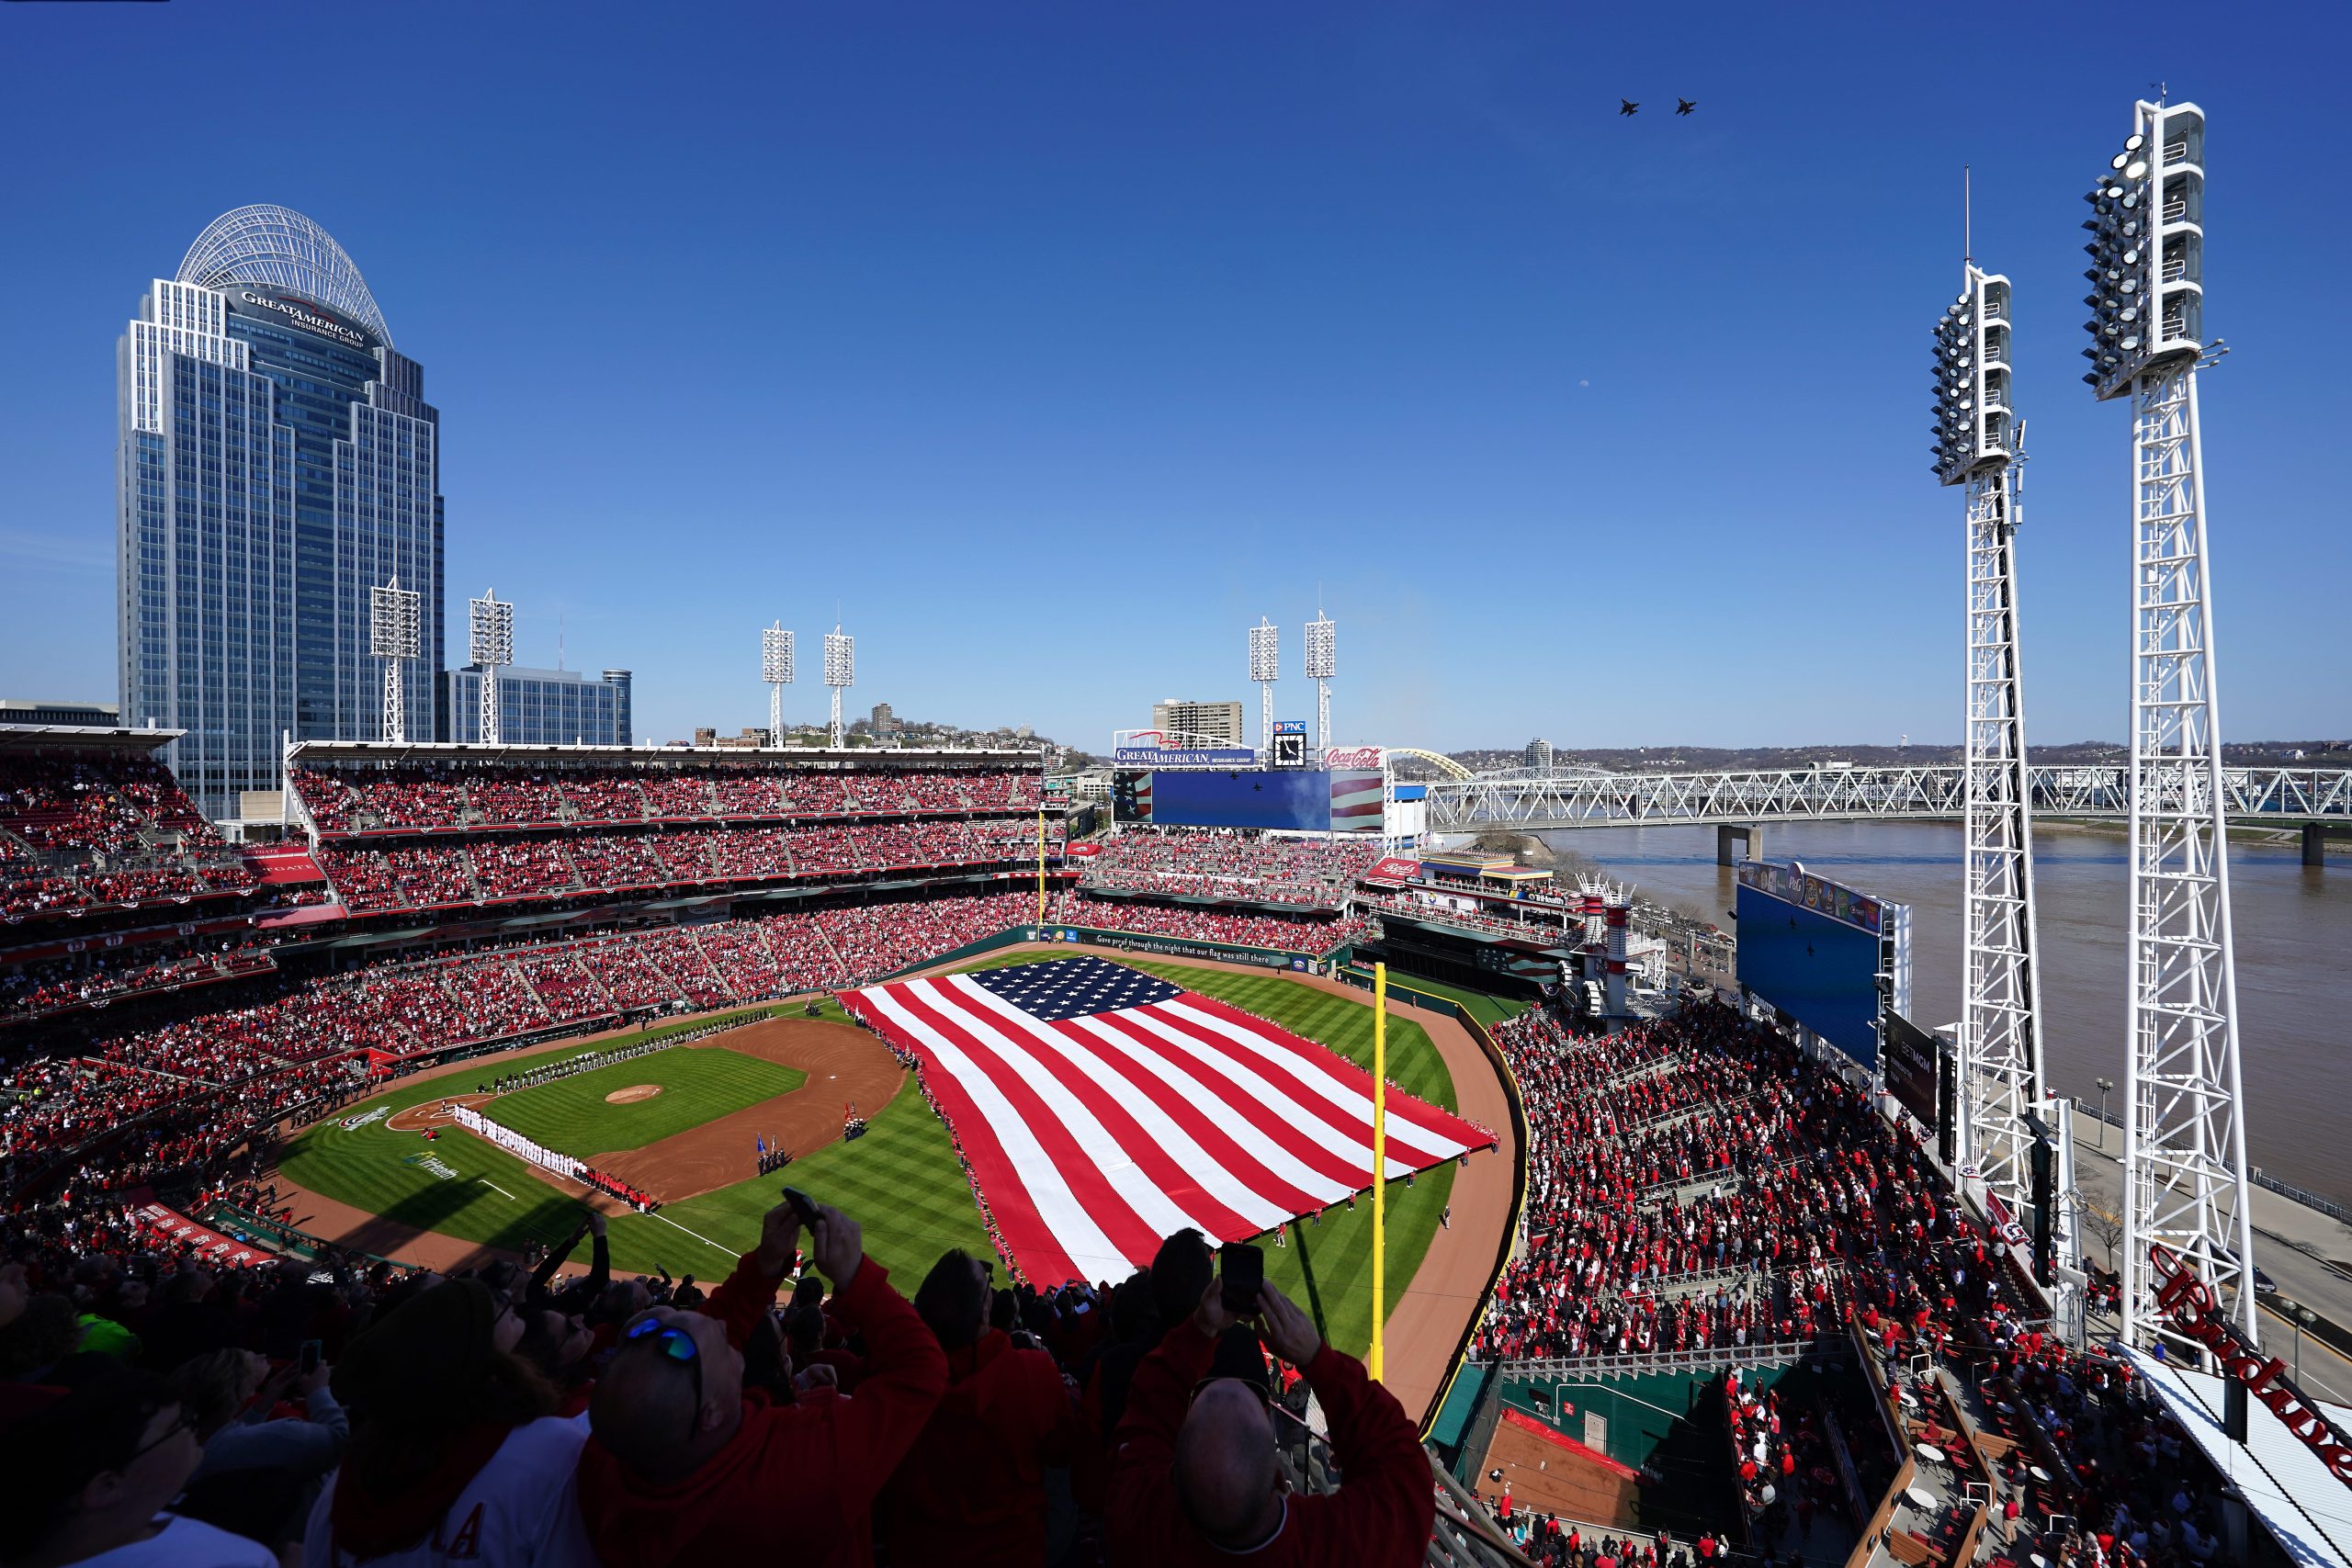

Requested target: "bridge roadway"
[{"left": 1425, "top": 764, "right": 2352, "bottom": 857}]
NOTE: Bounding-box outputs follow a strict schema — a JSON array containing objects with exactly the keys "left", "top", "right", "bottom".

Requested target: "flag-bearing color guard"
[{"left": 842, "top": 956, "right": 1490, "bottom": 1285}]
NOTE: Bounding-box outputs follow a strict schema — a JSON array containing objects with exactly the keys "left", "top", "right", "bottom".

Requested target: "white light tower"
[
  {"left": 1305, "top": 614, "right": 1336, "bottom": 752},
  {"left": 2084, "top": 101, "right": 2257, "bottom": 1351},
  {"left": 823, "top": 626, "right": 854, "bottom": 749},
  {"left": 1248, "top": 618, "right": 1279, "bottom": 758},
  {"left": 1931, "top": 257, "right": 2047, "bottom": 1232},
  {"left": 368, "top": 578, "right": 421, "bottom": 743},
  {"left": 761, "top": 623, "right": 795, "bottom": 747},
  {"left": 468, "top": 590, "right": 514, "bottom": 745}
]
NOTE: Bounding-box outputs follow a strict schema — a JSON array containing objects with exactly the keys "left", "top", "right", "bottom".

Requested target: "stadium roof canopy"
[
  {"left": 0, "top": 724, "right": 180, "bottom": 757},
  {"left": 177, "top": 205, "right": 393, "bottom": 347},
  {"left": 287, "top": 739, "right": 1044, "bottom": 768}
]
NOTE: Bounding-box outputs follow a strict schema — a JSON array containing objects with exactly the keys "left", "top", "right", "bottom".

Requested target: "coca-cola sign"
[{"left": 1322, "top": 746, "right": 1384, "bottom": 772}]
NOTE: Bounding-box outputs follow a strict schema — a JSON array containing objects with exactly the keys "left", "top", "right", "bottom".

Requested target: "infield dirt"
[{"left": 581, "top": 1019, "right": 902, "bottom": 1201}]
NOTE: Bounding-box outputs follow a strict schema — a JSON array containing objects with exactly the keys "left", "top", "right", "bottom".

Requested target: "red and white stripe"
[{"left": 847, "top": 972, "right": 1487, "bottom": 1285}]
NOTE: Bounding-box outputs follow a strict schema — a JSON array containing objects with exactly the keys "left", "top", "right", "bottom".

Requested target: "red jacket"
[
  {"left": 575, "top": 1253, "right": 946, "bottom": 1568},
  {"left": 876, "top": 1328, "right": 1081, "bottom": 1566},
  {"left": 1108, "top": 1325, "right": 1433, "bottom": 1567}
]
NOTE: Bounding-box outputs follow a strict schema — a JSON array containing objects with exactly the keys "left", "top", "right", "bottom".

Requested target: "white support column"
[
  {"left": 1959, "top": 457, "right": 2045, "bottom": 1214},
  {"left": 2120, "top": 359, "right": 2257, "bottom": 1349}
]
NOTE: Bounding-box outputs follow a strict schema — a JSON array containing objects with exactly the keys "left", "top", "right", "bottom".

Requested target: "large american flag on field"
[{"left": 842, "top": 956, "right": 1491, "bottom": 1286}]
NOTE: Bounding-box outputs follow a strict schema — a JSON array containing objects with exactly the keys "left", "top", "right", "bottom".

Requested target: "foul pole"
[{"left": 1370, "top": 961, "right": 1387, "bottom": 1382}]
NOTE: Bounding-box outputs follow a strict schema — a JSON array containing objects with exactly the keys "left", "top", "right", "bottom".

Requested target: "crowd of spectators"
[
  {"left": 0, "top": 1191, "right": 1434, "bottom": 1567},
  {"left": 292, "top": 763, "right": 1046, "bottom": 837},
  {"left": 1080, "top": 827, "right": 1382, "bottom": 908},
  {"left": 1, "top": 888, "right": 1360, "bottom": 1188},
  {"left": 314, "top": 818, "right": 1063, "bottom": 912},
  {"left": 0, "top": 753, "right": 256, "bottom": 921},
  {"left": 1476, "top": 1000, "right": 2028, "bottom": 1364},
  {"left": 0, "top": 939, "right": 278, "bottom": 1021},
  {"left": 1051, "top": 891, "right": 1375, "bottom": 954}
]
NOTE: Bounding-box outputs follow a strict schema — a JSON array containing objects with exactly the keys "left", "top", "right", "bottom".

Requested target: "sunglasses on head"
[{"left": 624, "top": 1316, "right": 706, "bottom": 1439}]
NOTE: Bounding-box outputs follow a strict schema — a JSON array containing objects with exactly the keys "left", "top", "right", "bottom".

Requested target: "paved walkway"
[{"left": 2070, "top": 1122, "right": 2352, "bottom": 1400}]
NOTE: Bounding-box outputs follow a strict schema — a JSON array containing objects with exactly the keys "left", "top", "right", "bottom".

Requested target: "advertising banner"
[
  {"left": 1113, "top": 747, "right": 1257, "bottom": 767},
  {"left": 1881, "top": 1011, "right": 1943, "bottom": 1133}
]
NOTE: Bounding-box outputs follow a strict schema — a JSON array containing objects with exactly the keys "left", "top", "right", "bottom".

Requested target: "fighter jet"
[
  {"left": 1620, "top": 98, "right": 1639, "bottom": 116},
  {"left": 1677, "top": 98, "right": 1696, "bottom": 116}
]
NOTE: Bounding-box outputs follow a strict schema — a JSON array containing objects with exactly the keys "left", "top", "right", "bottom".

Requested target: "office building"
[
  {"left": 1150, "top": 699, "right": 1246, "bottom": 748},
  {"left": 117, "top": 205, "right": 444, "bottom": 818},
  {"left": 444, "top": 667, "right": 631, "bottom": 747},
  {"left": 870, "top": 701, "right": 896, "bottom": 737},
  {"left": 1, "top": 699, "right": 124, "bottom": 728}
]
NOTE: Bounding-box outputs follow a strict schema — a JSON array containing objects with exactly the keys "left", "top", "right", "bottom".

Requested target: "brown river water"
[{"left": 1527, "top": 822, "right": 2352, "bottom": 1208}]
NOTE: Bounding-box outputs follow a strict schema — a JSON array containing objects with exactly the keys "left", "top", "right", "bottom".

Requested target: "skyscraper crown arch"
[{"left": 175, "top": 204, "right": 392, "bottom": 347}]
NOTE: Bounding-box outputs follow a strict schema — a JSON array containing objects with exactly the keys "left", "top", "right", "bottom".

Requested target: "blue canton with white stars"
[{"left": 971, "top": 957, "right": 1184, "bottom": 1023}]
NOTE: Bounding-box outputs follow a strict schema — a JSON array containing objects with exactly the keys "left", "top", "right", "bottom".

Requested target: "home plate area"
[
  {"left": 839, "top": 955, "right": 1496, "bottom": 1287},
  {"left": 432, "top": 1017, "right": 900, "bottom": 1205}
]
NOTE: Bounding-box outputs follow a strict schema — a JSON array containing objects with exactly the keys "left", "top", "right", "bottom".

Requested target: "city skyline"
[{"left": 4, "top": 3, "right": 2348, "bottom": 759}]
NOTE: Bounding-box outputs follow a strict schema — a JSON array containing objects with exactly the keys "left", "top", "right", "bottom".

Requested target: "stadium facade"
[
  {"left": 117, "top": 205, "right": 445, "bottom": 818},
  {"left": 441, "top": 665, "right": 632, "bottom": 746}
]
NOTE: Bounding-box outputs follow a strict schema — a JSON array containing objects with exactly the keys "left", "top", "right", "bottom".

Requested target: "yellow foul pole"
[
  {"left": 1036, "top": 802, "right": 1047, "bottom": 923},
  {"left": 1371, "top": 960, "right": 1387, "bottom": 1382}
]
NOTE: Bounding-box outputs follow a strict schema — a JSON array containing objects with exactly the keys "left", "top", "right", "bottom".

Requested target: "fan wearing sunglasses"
[
  {"left": 1108, "top": 1273, "right": 1436, "bottom": 1566},
  {"left": 578, "top": 1193, "right": 947, "bottom": 1568},
  {"left": 0, "top": 1364, "right": 277, "bottom": 1568}
]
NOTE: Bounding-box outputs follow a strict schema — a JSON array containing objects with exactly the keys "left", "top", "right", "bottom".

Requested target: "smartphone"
[
  {"left": 1219, "top": 1242, "right": 1263, "bottom": 1314},
  {"left": 298, "top": 1339, "right": 322, "bottom": 1376},
  {"left": 782, "top": 1187, "right": 822, "bottom": 1226}
]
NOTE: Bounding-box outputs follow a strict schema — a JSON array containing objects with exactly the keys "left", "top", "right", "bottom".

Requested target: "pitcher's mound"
[{"left": 605, "top": 1085, "right": 662, "bottom": 1104}]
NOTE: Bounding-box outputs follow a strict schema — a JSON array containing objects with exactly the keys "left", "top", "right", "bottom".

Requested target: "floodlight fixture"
[
  {"left": 468, "top": 590, "right": 515, "bottom": 744},
  {"left": 370, "top": 577, "right": 421, "bottom": 743},
  {"left": 1305, "top": 615, "right": 1336, "bottom": 750},
  {"left": 2081, "top": 99, "right": 2203, "bottom": 400},
  {"left": 823, "top": 626, "right": 854, "bottom": 748},
  {"left": 762, "top": 623, "right": 795, "bottom": 746},
  {"left": 1248, "top": 618, "right": 1278, "bottom": 756}
]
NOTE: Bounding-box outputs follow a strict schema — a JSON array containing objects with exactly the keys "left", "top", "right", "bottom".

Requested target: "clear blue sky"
[{"left": 2, "top": 2, "right": 2344, "bottom": 752}]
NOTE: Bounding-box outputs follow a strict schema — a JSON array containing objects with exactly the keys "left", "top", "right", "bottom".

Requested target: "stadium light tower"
[
  {"left": 368, "top": 578, "right": 420, "bottom": 743},
  {"left": 468, "top": 590, "right": 514, "bottom": 745},
  {"left": 761, "top": 623, "right": 795, "bottom": 748},
  {"left": 823, "top": 626, "right": 854, "bottom": 749},
  {"left": 1929, "top": 243, "right": 2048, "bottom": 1236},
  {"left": 1248, "top": 618, "right": 1278, "bottom": 758},
  {"left": 2084, "top": 100, "right": 2257, "bottom": 1352},
  {"left": 1305, "top": 613, "right": 1336, "bottom": 752}
]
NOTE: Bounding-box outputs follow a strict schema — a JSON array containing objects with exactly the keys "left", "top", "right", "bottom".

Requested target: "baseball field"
[{"left": 269, "top": 953, "right": 1474, "bottom": 1359}]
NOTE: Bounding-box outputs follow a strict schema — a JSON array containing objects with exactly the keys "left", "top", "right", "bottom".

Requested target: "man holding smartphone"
[{"left": 1109, "top": 1244, "right": 1434, "bottom": 1565}]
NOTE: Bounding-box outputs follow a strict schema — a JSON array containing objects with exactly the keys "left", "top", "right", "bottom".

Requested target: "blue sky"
[{"left": 2, "top": 2, "right": 2345, "bottom": 752}]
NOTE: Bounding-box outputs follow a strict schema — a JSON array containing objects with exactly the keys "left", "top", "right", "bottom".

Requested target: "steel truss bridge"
[{"left": 1424, "top": 764, "right": 2352, "bottom": 834}]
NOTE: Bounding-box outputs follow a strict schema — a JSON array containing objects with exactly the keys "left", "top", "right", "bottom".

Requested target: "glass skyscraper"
[
  {"left": 441, "top": 666, "right": 633, "bottom": 748},
  {"left": 117, "top": 205, "right": 444, "bottom": 818}
]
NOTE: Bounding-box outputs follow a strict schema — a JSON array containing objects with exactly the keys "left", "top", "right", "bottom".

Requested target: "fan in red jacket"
[
  {"left": 574, "top": 1198, "right": 946, "bottom": 1568},
  {"left": 877, "top": 1248, "right": 1083, "bottom": 1566},
  {"left": 1109, "top": 1278, "right": 1434, "bottom": 1566}
]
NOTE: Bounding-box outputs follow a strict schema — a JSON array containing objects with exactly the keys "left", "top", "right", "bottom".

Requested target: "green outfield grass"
[
  {"left": 273, "top": 963, "right": 1472, "bottom": 1356},
  {"left": 490, "top": 1048, "right": 804, "bottom": 1156},
  {"left": 274, "top": 1010, "right": 797, "bottom": 1277}
]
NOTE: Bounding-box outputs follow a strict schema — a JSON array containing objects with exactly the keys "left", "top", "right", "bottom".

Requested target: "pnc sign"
[{"left": 2150, "top": 1243, "right": 2352, "bottom": 1485}]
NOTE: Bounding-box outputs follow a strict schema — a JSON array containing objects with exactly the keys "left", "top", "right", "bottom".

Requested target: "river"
[{"left": 1524, "top": 822, "right": 2352, "bottom": 1208}]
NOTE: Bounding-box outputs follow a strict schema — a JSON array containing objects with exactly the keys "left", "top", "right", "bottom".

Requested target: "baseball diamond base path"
[
  {"left": 585, "top": 1019, "right": 901, "bottom": 1200},
  {"left": 894, "top": 943, "right": 1519, "bottom": 1426},
  {"left": 259, "top": 946, "right": 1518, "bottom": 1424}
]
